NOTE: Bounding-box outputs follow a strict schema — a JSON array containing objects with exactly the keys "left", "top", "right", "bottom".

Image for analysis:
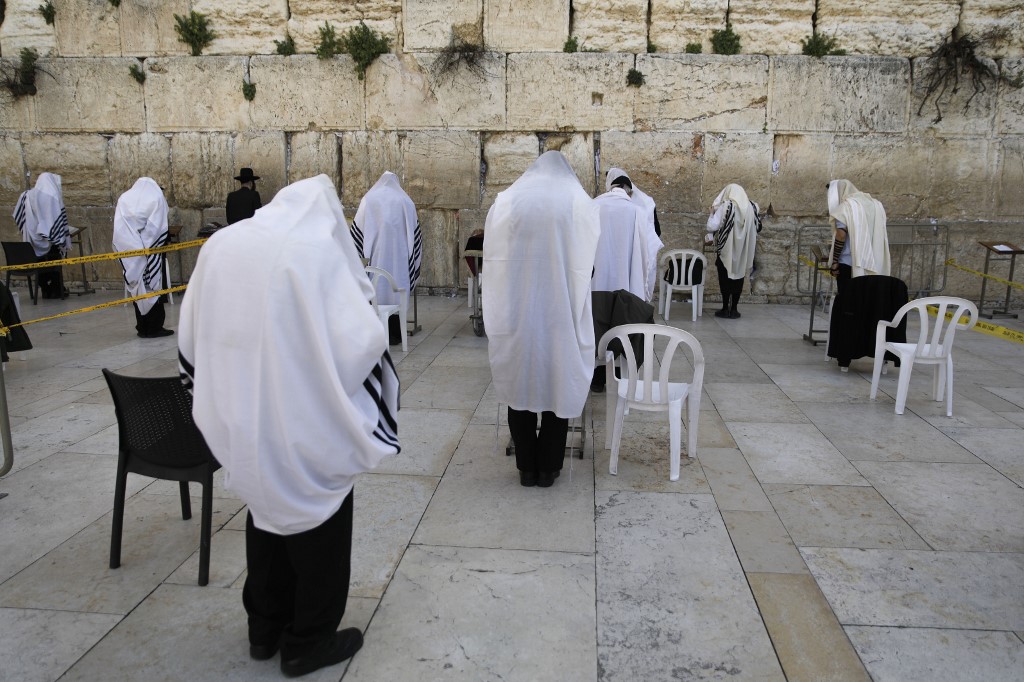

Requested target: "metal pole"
[{"left": 0, "top": 337, "right": 13, "bottom": 483}]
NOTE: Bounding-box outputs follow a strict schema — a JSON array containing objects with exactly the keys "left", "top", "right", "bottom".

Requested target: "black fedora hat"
[{"left": 235, "top": 167, "right": 260, "bottom": 182}]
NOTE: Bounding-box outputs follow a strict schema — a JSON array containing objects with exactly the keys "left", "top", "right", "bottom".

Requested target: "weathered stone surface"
[
  {"left": 649, "top": 0, "right": 728, "bottom": 54},
  {"left": 701, "top": 133, "right": 773, "bottom": 209},
  {"left": 601, "top": 131, "right": 707, "bottom": 213},
  {"left": 961, "top": 1, "right": 1024, "bottom": 58},
  {"left": 403, "top": 0, "right": 482, "bottom": 51},
  {"left": 66, "top": 206, "right": 116, "bottom": 281},
  {"left": 288, "top": 132, "right": 340, "bottom": 187},
  {"left": 997, "top": 138, "right": 1024, "bottom": 216},
  {"left": 0, "top": 137, "right": 26, "bottom": 206},
  {"left": 119, "top": 0, "right": 190, "bottom": 57},
  {"left": 0, "top": 66, "right": 34, "bottom": 131},
  {"left": 286, "top": 1, "right": 401, "bottom": 54},
  {"left": 108, "top": 133, "right": 172, "bottom": 201},
  {"left": 482, "top": 132, "right": 538, "bottom": 203},
  {"left": 636, "top": 54, "right": 768, "bottom": 132},
  {"left": 457, "top": 206, "right": 486, "bottom": 286},
  {"left": 169, "top": 133, "right": 235, "bottom": 209},
  {"left": 403, "top": 130, "right": 480, "bottom": 209},
  {"left": 831, "top": 134, "right": 933, "bottom": 217},
  {"left": 418, "top": 209, "right": 459, "bottom": 288},
  {"left": 570, "top": 0, "right": 647, "bottom": 54},
  {"left": 53, "top": 0, "right": 121, "bottom": 57},
  {"left": 507, "top": 53, "right": 635, "bottom": 131},
  {"left": 340, "top": 131, "right": 403, "bottom": 208},
  {"left": 543, "top": 133, "right": 596, "bottom": 195},
  {"left": 365, "top": 53, "right": 505, "bottom": 130},
  {"left": 249, "top": 55, "right": 363, "bottom": 130},
  {"left": 33, "top": 58, "right": 145, "bottom": 132},
  {"left": 769, "top": 134, "right": 833, "bottom": 217},
  {"left": 925, "top": 137, "right": 995, "bottom": 219},
  {"left": 816, "top": 0, "right": 960, "bottom": 57},
  {"left": 22, "top": 134, "right": 111, "bottom": 206},
  {"left": 730, "top": 0, "right": 814, "bottom": 56},
  {"left": 144, "top": 57, "right": 249, "bottom": 132},
  {"left": 485, "top": 0, "right": 569, "bottom": 52},
  {"left": 0, "top": 2, "right": 58, "bottom": 57},
  {"left": 191, "top": 0, "right": 289, "bottom": 56},
  {"left": 769, "top": 56, "right": 910, "bottom": 133},
  {"left": 234, "top": 131, "right": 287, "bottom": 204},
  {"left": 910, "top": 56, "right": 999, "bottom": 135},
  {"left": 996, "top": 58, "right": 1024, "bottom": 135}
]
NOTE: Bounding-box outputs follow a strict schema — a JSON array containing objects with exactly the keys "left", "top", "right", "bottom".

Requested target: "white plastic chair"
[
  {"left": 659, "top": 249, "right": 706, "bottom": 322},
  {"left": 365, "top": 266, "right": 409, "bottom": 352},
  {"left": 869, "top": 296, "right": 978, "bottom": 417},
  {"left": 597, "top": 323, "right": 705, "bottom": 481}
]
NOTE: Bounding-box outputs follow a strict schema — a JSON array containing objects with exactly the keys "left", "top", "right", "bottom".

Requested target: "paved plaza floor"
[{"left": 0, "top": 290, "right": 1021, "bottom": 681}]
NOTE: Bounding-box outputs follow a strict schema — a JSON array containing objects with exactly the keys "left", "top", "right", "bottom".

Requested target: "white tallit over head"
[
  {"left": 592, "top": 187, "right": 657, "bottom": 300},
  {"left": 113, "top": 177, "right": 169, "bottom": 315},
  {"left": 828, "top": 179, "right": 891, "bottom": 277},
  {"left": 483, "top": 151, "right": 601, "bottom": 419},
  {"left": 177, "top": 175, "right": 400, "bottom": 535},
  {"left": 605, "top": 167, "right": 662, "bottom": 295},
  {"left": 711, "top": 183, "right": 759, "bottom": 280},
  {"left": 352, "top": 171, "right": 422, "bottom": 305},
  {"left": 14, "top": 172, "right": 72, "bottom": 258}
]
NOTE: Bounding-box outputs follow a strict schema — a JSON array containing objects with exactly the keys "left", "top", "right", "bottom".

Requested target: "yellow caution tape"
[
  {"left": 926, "top": 305, "right": 1024, "bottom": 345},
  {"left": 945, "top": 258, "right": 1024, "bottom": 291},
  {"left": 0, "top": 239, "right": 207, "bottom": 272}
]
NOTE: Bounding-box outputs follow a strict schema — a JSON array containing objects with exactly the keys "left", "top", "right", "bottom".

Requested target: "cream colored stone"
[
  {"left": 571, "top": 0, "right": 647, "bottom": 54},
  {"left": 169, "top": 133, "right": 234, "bottom": 209},
  {"left": 960, "top": 1, "right": 1024, "bottom": 58},
  {"left": 701, "top": 133, "right": 773, "bottom": 208},
  {"left": 288, "top": 132, "right": 340, "bottom": 187},
  {"left": 0, "top": 66, "right": 34, "bottom": 131},
  {"left": 108, "top": 133, "right": 172, "bottom": 201},
  {"left": 365, "top": 52, "right": 505, "bottom": 130},
  {"left": 649, "top": 0, "right": 729, "bottom": 54},
  {"left": 403, "top": 0, "right": 482, "bottom": 51},
  {"left": 831, "top": 134, "right": 932, "bottom": 217},
  {"left": 768, "top": 56, "right": 909, "bottom": 133},
  {"left": 119, "top": 0, "right": 190, "bottom": 57},
  {"left": 601, "top": 131, "right": 707, "bottom": 213},
  {"left": 234, "top": 131, "right": 287, "bottom": 204},
  {"left": 22, "top": 134, "right": 111, "bottom": 206},
  {"left": 485, "top": 0, "right": 569, "bottom": 52},
  {"left": 33, "top": 58, "right": 145, "bottom": 132},
  {"left": 543, "top": 133, "right": 596, "bottom": 194},
  {"left": 0, "top": 2, "right": 58, "bottom": 57},
  {"left": 770, "top": 134, "right": 833, "bottom": 217},
  {"left": 417, "top": 209, "right": 459, "bottom": 288},
  {"left": 816, "top": 0, "right": 960, "bottom": 57},
  {"left": 286, "top": 1, "right": 400, "bottom": 54},
  {"left": 911, "top": 56, "right": 999, "bottom": 135},
  {"left": 923, "top": 137, "right": 995, "bottom": 219},
  {"left": 144, "top": 57, "right": 249, "bottom": 132},
  {"left": 249, "top": 55, "right": 363, "bottom": 130},
  {"left": 998, "top": 138, "right": 1024, "bottom": 217},
  {"left": 997, "top": 59, "right": 1024, "bottom": 135},
  {"left": 403, "top": 130, "right": 480, "bottom": 209},
  {"left": 636, "top": 54, "right": 768, "bottom": 132},
  {"left": 190, "top": 0, "right": 289, "bottom": 56},
  {"left": 482, "top": 132, "right": 538, "bottom": 203},
  {"left": 53, "top": 0, "right": 120, "bottom": 57},
  {"left": 507, "top": 53, "right": 635, "bottom": 131},
  {"left": 730, "top": 0, "right": 814, "bottom": 56},
  {"left": 0, "top": 137, "right": 26, "bottom": 206},
  {"left": 340, "top": 130, "right": 403, "bottom": 208}
]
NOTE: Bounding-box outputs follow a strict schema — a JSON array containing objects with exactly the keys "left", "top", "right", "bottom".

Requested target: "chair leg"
[
  {"left": 686, "top": 393, "right": 699, "bottom": 461},
  {"left": 198, "top": 476, "right": 213, "bottom": 586},
  {"left": 691, "top": 288, "right": 697, "bottom": 322},
  {"left": 945, "top": 355, "right": 954, "bottom": 417},
  {"left": 697, "top": 285, "right": 704, "bottom": 317},
  {"left": 658, "top": 280, "right": 666, "bottom": 318},
  {"left": 664, "top": 286, "right": 672, "bottom": 321},
  {"left": 668, "top": 399, "right": 682, "bottom": 481},
  {"left": 869, "top": 356, "right": 884, "bottom": 401},
  {"left": 110, "top": 464, "right": 128, "bottom": 569},
  {"left": 179, "top": 481, "right": 192, "bottom": 520},
  {"left": 609, "top": 397, "right": 627, "bottom": 476},
  {"left": 398, "top": 310, "right": 408, "bottom": 353},
  {"left": 934, "top": 363, "right": 946, "bottom": 403},
  {"left": 604, "top": 363, "right": 616, "bottom": 450},
  {"left": 895, "top": 363, "right": 914, "bottom": 415}
]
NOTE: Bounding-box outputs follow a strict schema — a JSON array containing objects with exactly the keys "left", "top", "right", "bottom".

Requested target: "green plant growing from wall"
[
  {"left": 174, "top": 11, "right": 215, "bottom": 56},
  {"left": 2, "top": 47, "right": 41, "bottom": 98},
  {"left": 711, "top": 23, "right": 741, "bottom": 54},
  {"left": 627, "top": 68, "right": 645, "bottom": 87},
  {"left": 129, "top": 62, "right": 145, "bottom": 84},
  {"left": 432, "top": 34, "right": 488, "bottom": 83},
  {"left": 685, "top": 42, "right": 702, "bottom": 54},
  {"left": 38, "top": 0, "right": 54, "bottom": 25},
  {"left": 564, "top": 36, "right": 580, "bottom": 53},
  {"left": 340, "top": 21, "right": 390, "bottom": 80},
  {"left": 315, "top": 21, "right": 344, "bottom": 59},
  {"left": 109, "top": 0, "right": 120, "bottom": 7},
  {"left": 801, "top": 31, "right": 846, "bottom": 56},
  {"left": 647, "top": 41, "right": 657, "bottom": 53},
  {"left": 274, "top": 32, "right": 296, "bottom": 56},
  {"left": 242, "top": 80, "right": 256, "bottom": 101}
]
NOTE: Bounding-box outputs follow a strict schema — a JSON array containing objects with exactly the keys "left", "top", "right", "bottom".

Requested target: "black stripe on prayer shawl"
[
  {"left": 408, "top": 221, "right": 422, "bottom": 289},
  {"left": 49, "top": 209, "right": 70, "bottom": 252},
  {"left": 362, "top": 355, "right": 400, "bottom": 450},
  {"left": 143, "top": 233, "right": 169, "bottom": 284},
  {"left": 178, "top": 351, "right": 195, "bottom": 395},
  {"left": 714, "top": 203, "right": 734, "bottom": 253},
  {"left": 350, "top": 221, "right": 365, "bottom": 258},
  {"left": 13, "top": 194, "right": 28, "bottom": 232}
]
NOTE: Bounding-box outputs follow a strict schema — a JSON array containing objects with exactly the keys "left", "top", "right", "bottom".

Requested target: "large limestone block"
[
  {"left": 997, "top": 138, "right": 1024, "bottom": 216},
  {"left": 0, "top": 2, "right": 57, "bottom": 57},
  {"left": 729, "top": 0, "right": 814, "bottom": 56},
  {"left": 340, "top": 130, "right": 403, "bottom": 207},
  {"left": 417, "top": 209, "right": 459, "bottom": 288},
  {"left": 700, "top": 133, "right": 773, "bottom": 209},
  {"left": 816, "top": 0, "right": 960, "bottom": 57},
  {"left": 959, "top": 1, "right": 1024, "bottom": 58},
  {"left": 543, "top": 133, "right": 595, "bottom": 195},
  {"left": 570, "top": 0, "right": 647, "bottom": 54},
  {"left": 600, "top": 131, "right": 707, "bottom": 213},
  {"left": 997, "top": 58, "right": 1024, "bottom": 135},
  {"left": 33, "top": 58, "right": 145, "bottom": 132},
  {"left": 507, "top": 54, "right": 635, "bottom": 131},
  {"left": 482, "top": 132, "right": 538, "bottom": 203},
  {"left": 0, "top": 64, "right": 34, "bottom": 131},
  {"left": 108, "top": 133, "right": 172, "bottom": 200},
  {"left": 288, "top": 132, "right": 340, "bottom": 186},
  {"left": 485, "top": 0, "right": 568, "bottom": 52},
  {"left": 402, "top": 130, "right": 480, "bottom": 209},
  {"left": 170, "top": 133, "right": 235, "bottom": 209},
  {"left": 119, "top": 0, "right": 190, "bottom": 57},
  {"left": 910, "top": 56, "right": 998, "bottom": 135},
  {"left": 831, "top": 135, "right": 932, "bottom": 217},
  {"left": 22, "top": 134, "right": 111, "bottom": 206},
  {"left": 925, "top": 137, "right": 995, "bottom": 218},
  {"left": 768, "top": 56, "right": 910, "bottom": 133},
  {"left": 286, "top": 1, "right": 400, "bottom": 54},
  {"left": 649, "top": 0, "right": 728, "bottom": 54},
  {"left": 234, "top": 131, "right": 287, "bottom": 204},
  {"left": 53, "top": 0, "right": 120, "bottom": 57},
  {"left": 144, "top": 57, "right": 249, "bottom": 132},
  {"left": 365, "top": 52, "right": 505, "bottom": 130},
  {"left": 769, "top": 134, "right": 832, "bottom": 217},
  {"left": 65, "top": 206, "right": 115, "bottom": 281},
  {"left": 0, "top": 137, "right": 26, "bottom": 205},
  {"left": 249, "top": 55, "right": 363, "bottom": 130},
  {"left": 635, "top": 54, "right": 768, "bottom": 132},
  {"left": 191, "top": 0, "right": 289, "bottom": 56},
  {"left": 403, "top": 0, "right": 482, "bottom": 51}
]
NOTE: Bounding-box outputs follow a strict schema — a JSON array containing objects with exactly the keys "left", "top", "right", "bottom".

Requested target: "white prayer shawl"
[
  {"left": 605, "top": 167, "right": 662, "bottom": 296},
  {"left": 710, "top": 184, "right": 759, "bottom": 280},
  {"left": 113, "top": 178, "right": 169, "bottom": 315},
  {"left": 351, "top": 171, "right": 422, "bottom": 305},
  {"left": 592, "top": 188, "right": 651, "bottom": 300},
  {"left": 14, "top": 172, "right": 72, "bottom": 258},
  {"left": 828, "top": 179, "right": 891, "bottom": 278},
  {"left": 483, "top": 151, "right": 601, "bottom": 419},
  {"left": 177, "top": 175, "right": 400, "bottom": 535}
]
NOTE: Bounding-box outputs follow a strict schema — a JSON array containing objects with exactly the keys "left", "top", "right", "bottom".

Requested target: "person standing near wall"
[
  {"left": 226, "top": 168, "right": 263, "bottom": 225},
  {"left": 605, "top": 167, "right": 662, "bottom": 296},
  {"left": 705, "top": 183, "right": 763, "bottom": 319},
  {"left": 13, "top": 172, "right": 72, "bottom": 299},
  {"left": 592, "top": 175, "right": 661, "bottom": 301}
]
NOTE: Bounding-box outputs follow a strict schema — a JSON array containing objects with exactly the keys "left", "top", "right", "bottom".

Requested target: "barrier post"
[{"left": 0, "top": 335, "right": 12, "bottom": 487}]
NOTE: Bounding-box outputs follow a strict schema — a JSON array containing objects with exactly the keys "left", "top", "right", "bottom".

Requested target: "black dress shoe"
[
  {"left": 714, "top": 309, "right": 730, "bottom": 318},
  {"left": 281, "top": 628, "right": 363, "bottom": 678},
  {"left": 519, "top": 470, "right": 537, "bottom": 487},
  {"left": 729, "top": 310, "right": 741, "bottom": 319},
  {"left": 249, "top": 642, "right": 279, "bottom": 661},
  {"left": 537, "top": 471, "right": 555, "bottom": 487}
]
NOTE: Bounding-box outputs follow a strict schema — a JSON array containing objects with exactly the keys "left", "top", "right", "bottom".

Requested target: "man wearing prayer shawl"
[
  {"left": 113, "top": 178, "right": 174, "bottom": 338},
  {"left": 178, "top": 175, "right": 399, "bottom": 677},
  {"left": 350, "top": 171, "right": 422, "bottom": 346},
  {"left": 605, "top": 167, "right": 662, "bottom": 295},
  {"left": 593, "top": 177, "right": 663, "bottom": 301},
  {"left": 12, "top": 172, "right": 72, "bottom": 299},
  {"left": 484, "top": 151, "right": 601, "bottom": 488},
  {"left": 705, "top": 184, "right": 763, "bottom": 319}
]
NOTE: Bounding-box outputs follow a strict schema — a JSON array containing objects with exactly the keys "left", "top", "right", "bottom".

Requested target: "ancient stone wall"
[{"left": 0, "top": 0, "right": 1021, "bottom": 305}]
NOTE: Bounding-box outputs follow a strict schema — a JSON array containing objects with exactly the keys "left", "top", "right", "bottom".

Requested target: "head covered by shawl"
[
  {"left": 828, "top": 179, "right": 890, "bottom": 277},
  {"left": 113, "top": 178, "right": 169, "bottom": 315},
  {"left": 351, "top": 171, "right": 422, "bottom": 305},
  {"left": 711, "top": 183, "right": 761, "bottom": 280},
  {"left": 14, "top": 172, "right": 72, "bottom": 258},
  {"left": 605, "top": 167, "right": 662, "bottom": 297},
  {"left": 177, "top": 175, "right": 399, "bottom": 535},
  {"left": 592, "top": 187, "right": 659, "bottom": 301},
  {"left": 483, "top": 151, "right": 601, "bottom": 419}
]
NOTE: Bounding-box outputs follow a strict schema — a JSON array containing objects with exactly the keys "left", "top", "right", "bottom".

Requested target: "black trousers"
[
  {"left": 242, "top": 490, "right": 354, "bottom": 659},
  {"left": 508, "top": 408, "right": 568, "bottom": 474},
  {"left": 37, "top": 245, "right": 65, "bottom": 299},
  {"left": 133, "top": 300, "right": 165, "bottom": 336},
  {"left": 715, "top": 256, "right": 744, "bottom": 310},
  {"left": 832, "top": 263, "right": 853, "bottom": 367}
]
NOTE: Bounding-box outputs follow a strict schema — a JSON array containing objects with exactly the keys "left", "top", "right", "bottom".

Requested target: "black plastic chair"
[
  {"left": 2, "top": 241, "right": 48, "bottom": 305},
  {"left": 102, "top": 369, "right": 221, "bottom": 586}
]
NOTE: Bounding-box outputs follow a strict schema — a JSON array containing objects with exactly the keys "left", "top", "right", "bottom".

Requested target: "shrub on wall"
[
  {"left": 3, "top": 47, "right": 41, "bottom": 97},
  {"left": 341, "top": 21, "right": 390, "bottom": 80},
  {"left": 711, "top": 23, "right": 741, "bottom": 55},
  {"left": 315, "top": 22, "right": 343, "bottom": 59},
  {"left": 685, "top": 42, "right": 702, "bottom": 54},
  {"left": 801, "top": 32, "right": 846, "bottom": 57},
  {"left": 38, "top": 0, "right": 55, "bottom": 25},
  {"left": 433, "top": 35, "right": 488, "bottom": 83},
  {"left": 274, "top": 33, "right": 296, "bottom": 56},
  {"left": 242, "top": 81, "right": 256, "bottom": 101},
  {"left": 174, "top": 11, "right": 215, "bottom": 56},
  {"left": 129, "top": 62, "right": 145, "bottom": 84},
  {"left": 627, "top": 68, "right": 645, "bottom": 87}
]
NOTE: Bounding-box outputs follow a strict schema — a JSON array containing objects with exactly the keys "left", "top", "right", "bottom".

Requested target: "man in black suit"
[{"left": 226, "top": 168, "right": 263, "bottom": 224}]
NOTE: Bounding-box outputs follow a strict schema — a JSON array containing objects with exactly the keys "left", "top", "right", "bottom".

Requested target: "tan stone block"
[
  {"left": 53, "top": 0, "right": 121, "bottom": 57},
  {"left": 997, "top": 58, "right": 1024, "bottom": 135},
  {"left": 0, "top": 2, "right": 58, "bottom": 57},
  {"left": 365, "top": 53, "right": 505, "bottom": 130},
  {"left": 485, "top": 0, "right": 568, "bottom": 52},
  {"left": 729, "top": 0, "right": 814, "bottom": 56},
  {"left": 402, "top": 130, "right": 480, "bottom": 209},
  {"left": 768, "top": 56, "right": 910, "bottom": 133},
  {"left": 926, "top": 137, "right": 995, "bottom": 219},
  {"left": 169, "top": 133, "right": 234, "bottom": 209},
  {"left": 543, "top": 133, "right": 596, "bottom": 195},
  {"left": 816, "top": 0, "right": 960, "bottom": 58},
  {"left": 286, "top": 1, "right": 400, "bottom": 54},
  {"left": 144, "top": 57, "right": 249, "bottom": 132},
  {"left": 769, "top": 134, "right": 833, "bottom": 217},
  {"left": 997, "top": 138, "right": 1024, "bottom": 217},
  {"left": 960, "top": 1, "right": 1024, "bottom": 58},
  {"left": 911, "top": 56, "right": 999, "bottom": 135},
  {"left": 702, "top": 133, "right": 773, "bottom": 209},
  {"left": 571, "top": 0, "right": 647, "bottom": 54},
  {"left": 832, "top": 134, "right": 931, "bottom": 217},
  {"left": 108, "top": 133, "right": 172, "bottom": 201},
  {"left": 65, "top": 206, "right": 115, "bottom": 283},
  {"left": 22, "top": 134, "right": 111, "bottom": 206},
  {"left": 636, "top": 54, "right": 768, "bottom": 132},
  {"left": 166, "top": 207, "right": 203, "bottom": 281},
  {"left": 417, "top": 209, "right": 459, "bottom": 288},
  {"left": 600, "top": 131, "right": 706, "bottom": 213},
  {"left": 191, "top": 0, "right": 289, "bottom": 56},
  {"left": 234, "top": 131, "right": 287, "bottom": 205},
  {"left": 249, "top": 55, "right": 363, "bottom": 130},
  {"left": 0, "top": 69, "right": 34, "bottom": 131},
  {"left": 288, "top": 132, "right": 340, "bottom": 187},
  {"left": 339, "top": 131, "right": 403, "bottom": 208},
  {"left": 649, "top": 0, "right": 728, "bottom": 54},
  {"left": 0, "top": 209, "right": 17, "bottom": 243},
  {"left": 119, "top": 0, "right": 190, "bottom": 57},
  {"left": 482, "top": 132, "right": 538, "bottom": 203},
  {"left": 507, "top": 53, "right": 635, "bottom": 131},
  {"left": 0, "top": 137, "right": 27, "bottom": 206},
  {"left": 33, "top": 58, "right": 145, "bottom": 132},
  {"left": 403, "top": 0, "right": 482, "bottom": 51}
]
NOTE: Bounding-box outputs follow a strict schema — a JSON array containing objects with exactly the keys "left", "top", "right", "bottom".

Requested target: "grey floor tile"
[
  {"left": 761, "top": 362, "right": 881, "bottom": 404},
  {"left": 0, "top": 607, "right": 121, "bottom": 682},
  {"left": 731, "top": 422, "right": 869, "bottom": 486},
  {"left": 735, "top": 337, "right": 833, "bottom": 365},
  {"left": 593, "top": 418, "right": 710, "bottom": 493},
  {"left": 698, "top": 447, "right": 774, "bottom": 512},
  {"left": 399, "top": 365, "right": 492, "bottom": 410},
  {"left": 707, "top": 382, "right": 809, "bottom": 423},
  {"left": 372, "top": 407, "right": 473, "bottom": 476},
  {"left": 721, "top": 510, "right": 808, "bottom": 574},
  {"left": 166, "top": 528, "right": 246, "bottom": 588},
  {"left": 7, "top": 402, "right": 118, "bottom": 474},
  {"left": 937, "top": 425, "right": 1024, "bottom": 486}
]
